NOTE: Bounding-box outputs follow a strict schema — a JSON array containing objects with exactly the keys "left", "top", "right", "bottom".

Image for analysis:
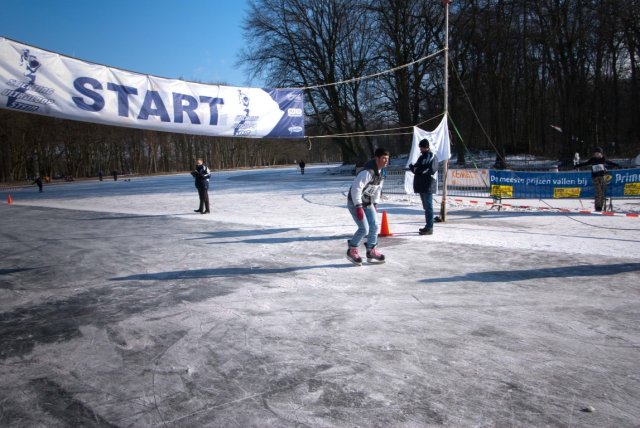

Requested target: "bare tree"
[{"left": 241, "top": 0, "right": 381, "bottom": 163}]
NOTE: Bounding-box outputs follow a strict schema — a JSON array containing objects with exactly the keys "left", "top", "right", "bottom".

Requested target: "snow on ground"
[{"left": 1, "top": 164, "right": 639, "bottom": 427}]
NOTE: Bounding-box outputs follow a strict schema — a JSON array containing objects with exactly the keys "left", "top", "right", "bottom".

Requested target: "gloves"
[{"left": 356, "top": 207, "right": 364, "bottom": 221}]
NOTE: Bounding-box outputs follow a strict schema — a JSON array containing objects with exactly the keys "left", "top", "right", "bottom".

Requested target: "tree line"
[
  {"left": 241, "top": 0, "right": 640, "bottom": 165},
  {"left": 0, "top": 111, "right": 339, "bottom": 182},
  {"left": 1, "top": 0, "right": 639, "bottom": 182}
]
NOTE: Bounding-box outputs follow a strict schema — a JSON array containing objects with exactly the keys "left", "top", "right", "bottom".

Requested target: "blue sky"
[{"left": 0, "top": 0, "right": 256, "bottom": 86}]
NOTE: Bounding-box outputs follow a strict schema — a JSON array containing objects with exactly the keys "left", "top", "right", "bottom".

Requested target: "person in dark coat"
[
  {"left": 298, "top": 160, "right": 306, "bottom": 175},
  {"left": 575, "top": 146, "right": 620, "bottom": 211},
  {"left": 33, "top": 176, "right": 43, "bottom": 192},
  {"left": 409, "top": 139, "right": 439, "bottom": 235},
  {"left": 191, "top": 158, "right": 211, "bottom": 214}
]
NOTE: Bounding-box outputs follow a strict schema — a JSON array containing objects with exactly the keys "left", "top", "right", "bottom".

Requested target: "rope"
[
  {"left": 299, "top": 49, "right": 445, "bottom": 91},
  {"left": 306, "top": 113, "right": 445, "bottom": 140},
  {"left": 450, "top": 57, "right": 506, "bottom": 164}
]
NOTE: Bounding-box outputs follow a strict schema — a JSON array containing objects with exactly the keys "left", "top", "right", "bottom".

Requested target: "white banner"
[
  {"left": 0, "top": 37, "right": 305, "bottom": 138},
  {"left": 404, "top": 115, "right": 451, "bottom": 194}
]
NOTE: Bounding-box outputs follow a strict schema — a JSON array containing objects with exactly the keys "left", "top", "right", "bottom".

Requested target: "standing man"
[
  {"left": 33, "top": 176, "right": 43, "bottom": 192},
  {"left": 346, "top": 148, "right": 389, "bottom": 265},
  {"left": 192, "top": 158, "right": 211, "bottom": 214},
  {"left": 575, "top": 146, "right": 619, "bottom": 211},
  {"left": 409, "top": 139, "right": 439, "bottom": 235},
  {"left": 298, "top": 160, "right": 306, "bottom": 175}
]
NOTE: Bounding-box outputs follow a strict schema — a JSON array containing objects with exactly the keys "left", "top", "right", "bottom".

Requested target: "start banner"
[
  {"left": 490, "top": 169, "right": 640, "bottom": 198},
  {"left": 0, "top": 37, "right": 305, "bottom": 138}
]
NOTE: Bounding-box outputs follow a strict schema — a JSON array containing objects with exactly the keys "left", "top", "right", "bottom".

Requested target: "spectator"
[
  {"left": 191, "top": 158, "right": 211, "bottom": 214},
  {"left": 575, "top": 146, "right": 620, "bottom": 212},
  {"left": 409, "top": 139, "right": 439, "bottom": 235},
  {"left": 33, "top": 176, "right": 43, "bottom": 192}
]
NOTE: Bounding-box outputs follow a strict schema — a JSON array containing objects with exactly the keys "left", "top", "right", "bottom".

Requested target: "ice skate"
[
  {"left": 366, "top": 246, "right": 385, "bottom": 263},
  {"left": 346, "top": 246, "right": 363, "bottom": 266}
]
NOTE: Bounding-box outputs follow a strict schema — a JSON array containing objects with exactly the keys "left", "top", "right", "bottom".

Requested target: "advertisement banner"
[
  {"left": 0, "top": 37, "right": 304, "bottom": 138},
  {"left": 490, "top": 169, "right": 640, "bottom": 198},
  {"left": 447, "top": 168, "right": 490, "bottom": 188}
]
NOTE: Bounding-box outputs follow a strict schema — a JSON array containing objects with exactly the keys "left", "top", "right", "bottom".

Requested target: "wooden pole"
[{"left": 440, "top": 0, "right": 451, "bottom": 222}]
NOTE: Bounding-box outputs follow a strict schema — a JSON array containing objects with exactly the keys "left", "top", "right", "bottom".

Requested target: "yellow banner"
[
  {"left": 624, "top": 182, "right": 640, "bottom": 196},
  {"left": 491, "top": 185, "right": 513, "bottom": 198},
  {"left": 553, "top": 188, "right": 581, "bottom": 198}
]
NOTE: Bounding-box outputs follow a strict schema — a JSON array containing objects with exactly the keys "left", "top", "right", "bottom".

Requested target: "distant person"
[
  {"left": 346, "top": 148, "right": 389, "bottom": 265},
  {"left": 409, "top": 139, "right": 439, "bottom": 235},
  {"left": 575, "top": 146, "right": 620, "bottom": 212},
  {"left": 33, "top": 176, "right": 43, "bottom": 192},
  {"left": 191, "top": 158, "right": 211, "bottom": 214},
  {"left": 299, "top": 160, "right": 306, "bottom": 175},
  {"left": 112, "top": 170, "right": 118, "bottom": 181},
  {"left": 98, "top": 170, "right": 103, "bottom": 181}
]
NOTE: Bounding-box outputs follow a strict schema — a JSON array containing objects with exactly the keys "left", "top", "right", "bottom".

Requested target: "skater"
[
  {"left": 33, "top": 176, "right": 43, "bottom": 192},
  {"left": 112, "top": 170, "right": 118, "bottom": 181},
  {"left": 191, "top": 158, "right": 211, "bottom": 214},
  {"left": 575, "top": 146, "right": 619, "bottom": 211},
  {"left": 346, "top": 148, "right": 389, "bottom": 265},
  {"left": 409, "top": 139, "right": 439, "bottom": 235},
  {"left": 298, "top": 160, "right": 306, "bottom": 175}
]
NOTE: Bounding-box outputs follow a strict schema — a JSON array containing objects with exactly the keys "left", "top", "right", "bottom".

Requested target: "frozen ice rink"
[{"left": 1, "top": 164, "right": 640, "bottom": 427}]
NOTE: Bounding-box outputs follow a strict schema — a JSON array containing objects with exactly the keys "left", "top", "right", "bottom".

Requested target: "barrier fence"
[{"left": 383, "top": 166, "right": 640, "bottom": 202}]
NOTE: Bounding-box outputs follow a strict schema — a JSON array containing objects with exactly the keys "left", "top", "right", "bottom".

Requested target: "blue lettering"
[
  {"left": 199, "top": 96, "right": 224, "bottom": 125},
  {"left": 107, "top": 83, "right": 138, "bottom": 117},
  {"left": 173, "top": 93, "right": 200, "bottom": 124},
  {"left": 137, "top": 91, "right": 170, "bottom": 122},
  {"left": 71, "top": 77, "right": 226, "bottom": 126},
  {"left": 72, "top": 77, "right": 104, "bottom": 112}
]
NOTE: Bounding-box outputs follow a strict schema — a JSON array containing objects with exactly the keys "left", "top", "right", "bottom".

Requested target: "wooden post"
[{"left": 440, "top": 0, "right": 451, "bottom": 222}]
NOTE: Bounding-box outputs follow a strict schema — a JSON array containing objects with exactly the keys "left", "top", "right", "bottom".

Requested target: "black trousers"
[{"left": 197, "top": 186, "right": 210, "bottom": 212}]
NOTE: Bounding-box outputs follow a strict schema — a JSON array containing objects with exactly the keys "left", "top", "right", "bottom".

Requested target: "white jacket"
[{"left": 348, "top": 164, "right": 384, "bottom": 207}]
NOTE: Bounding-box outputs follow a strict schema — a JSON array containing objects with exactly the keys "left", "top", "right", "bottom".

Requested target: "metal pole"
[{"left": 440, "top": 0, "right": 451, "bottom": 222}]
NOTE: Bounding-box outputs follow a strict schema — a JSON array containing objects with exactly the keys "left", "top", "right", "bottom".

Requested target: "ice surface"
[{"left": 1, "top": 164, "right": 639, "bottom": 427}]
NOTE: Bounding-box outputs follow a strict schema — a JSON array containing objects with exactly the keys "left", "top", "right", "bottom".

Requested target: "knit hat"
[
  {"left": 594, "top": 146, "right": 603, "bottom": 154},
  {"left": 419, "top": 139, "right": 429, "bottom": 148}
]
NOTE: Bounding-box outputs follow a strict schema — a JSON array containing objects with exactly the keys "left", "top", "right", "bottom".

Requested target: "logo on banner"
[
  {"left": 286, "top": 92, "right": 303, "bottom": 102},
  {"left": 3, "top": 49, "right": 55, "bottom": 112},
  {"left": 233, "top": 89, "right": 258, "bottom": 136}
]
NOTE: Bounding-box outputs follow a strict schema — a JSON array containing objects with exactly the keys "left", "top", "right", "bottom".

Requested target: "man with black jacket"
[
  {"left": 191, "top": 158, "right": 211, "bottom": 214},
  {"left": 409, "top": 139, "right": 439, "bottom": 235},
  {"left": 575, "top": 147, "right": 619, "bottom": 212}
]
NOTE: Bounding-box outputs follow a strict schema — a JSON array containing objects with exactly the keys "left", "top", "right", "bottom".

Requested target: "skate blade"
[
  {"left": 367, "top": 259, "right": 386, "bottom": 264},
  {"left": 346, "top": 255, "right": 362, "bottom": 266}
]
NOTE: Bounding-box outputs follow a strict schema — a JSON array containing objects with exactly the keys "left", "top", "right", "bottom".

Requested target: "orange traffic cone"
[
  {"left": 7, "top": 194, "right": 12, "bottom": 205},
  {"left": 379, "top": 210, "right": 393, "bottom": 237}
]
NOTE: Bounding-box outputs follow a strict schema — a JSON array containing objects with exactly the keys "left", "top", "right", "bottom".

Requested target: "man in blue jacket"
[
  {"left": 409, "top": 139, "right": 439, "bottom": 235},
  {"left": 192, "top": 158, "right": 211, "bottom": 214}
]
